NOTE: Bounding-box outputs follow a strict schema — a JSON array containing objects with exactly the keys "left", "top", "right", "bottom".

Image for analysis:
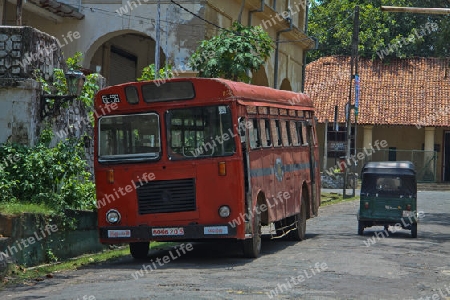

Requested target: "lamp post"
[{"left": 40, "top": 69, "right": 85, "bottom": 119}]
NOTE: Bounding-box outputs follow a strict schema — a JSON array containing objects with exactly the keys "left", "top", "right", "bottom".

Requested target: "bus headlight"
[
  {"left": 218, "top": 206, "right": 230, "bottom": 218},
  {"left": 106, "top": 209, "right": 121, "bottom": 224}
]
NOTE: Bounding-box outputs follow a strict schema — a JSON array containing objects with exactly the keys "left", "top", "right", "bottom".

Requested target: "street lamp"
[{"left": 40, "top": 69, "right": 86, "bottom": 119}]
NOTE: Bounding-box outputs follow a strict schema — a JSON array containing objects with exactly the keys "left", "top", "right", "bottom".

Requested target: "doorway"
[{"left": 444, "top": 131, "right": 450, "bottom": 182}]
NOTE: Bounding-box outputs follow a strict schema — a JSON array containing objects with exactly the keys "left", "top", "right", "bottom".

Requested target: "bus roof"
[
  {"left": 96, "top": 78, "right": 313, "bottom": 110},
  {"left": 214, "top": 78, "right": 313, "bottom": 108}
]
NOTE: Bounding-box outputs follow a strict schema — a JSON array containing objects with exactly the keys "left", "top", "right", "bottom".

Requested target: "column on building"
[
  {"left": 363, "top": 125, "right": 373, "bottom": 162},
  {"left": 424, "top": 127, "right": 435, "bottom": 181}
]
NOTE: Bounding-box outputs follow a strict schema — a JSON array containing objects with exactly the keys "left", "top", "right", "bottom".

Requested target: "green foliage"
[
  {"left": 0, "top": 130, "right": 96, "bottom": 213},
  {"left": 52, "top": 69, "right": 68, "bottom": 96},
  {"left": 80, "top": 73, "right": 100, "bottom": 108},
  {"left": 189, "top": 21, "right": 274, "bottom": 82},
  {"left": 66, "top": 52, "right": 83, "bottom": 70},
  {"left": 36, "top": 52, "right": 100, "bottom": 112},
  {"left": 308, "top": 0, "right": 450, "bottom": 61},
  {"left": 0, "top": 202, "right": 55, "bottom": 215},
  {"left": 137, "top": 64, "right": 174, "bottom": 81},
  {"left": 45, "top": 248, "right": 58, "bottom": 263}
]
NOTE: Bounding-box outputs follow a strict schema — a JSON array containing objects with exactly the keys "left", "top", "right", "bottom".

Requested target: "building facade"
[
  {"left": 0, "top": 0, "right": 314, "bottom": 91},
  {"left": 305, "top": 56, "right": 450, "bottom": 183}
]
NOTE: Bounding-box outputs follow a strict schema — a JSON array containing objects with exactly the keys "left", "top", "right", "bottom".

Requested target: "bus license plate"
[
  {"left": 152, "top": 227, "right": 185, "bottom": 236},
  {"left": 204, "top": 226, "right": 228, "bottom": 235},
  {"left": 108, "top": 230, "right": 131, "bottom": 238}
]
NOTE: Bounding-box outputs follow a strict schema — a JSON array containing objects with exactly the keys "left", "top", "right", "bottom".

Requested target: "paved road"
[{"left": 1, "top": 191, "right": 449, "bottom": 300}]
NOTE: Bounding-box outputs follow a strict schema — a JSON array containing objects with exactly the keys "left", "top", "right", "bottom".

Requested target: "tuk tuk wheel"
[
  {"left": 358, "top": 221, "right": 364, "bottom": 236},
  {"left": 411, "top": 223, "right": 417, "bottom": 238}
]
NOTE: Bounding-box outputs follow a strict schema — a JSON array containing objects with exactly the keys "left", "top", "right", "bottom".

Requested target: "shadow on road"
[{"left": 77, "top": 235, "right": 317, "bottom": 273}]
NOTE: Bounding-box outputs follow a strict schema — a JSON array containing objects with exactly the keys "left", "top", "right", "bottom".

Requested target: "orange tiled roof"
[{"left": 305, "top": 56, "right": 450, "bottom": 127}]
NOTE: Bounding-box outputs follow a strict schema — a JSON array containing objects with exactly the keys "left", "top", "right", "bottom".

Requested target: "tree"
[
  {"left": 189, "top": 21, "right": 274, "bottom": 82},
  {"left": 308, "top": 0, "right": 450, "bottom": 61}
]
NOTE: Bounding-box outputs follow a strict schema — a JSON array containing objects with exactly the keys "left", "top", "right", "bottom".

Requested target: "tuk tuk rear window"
[{"left": 362, "top": 174, "right": 416, "bottom": 195}]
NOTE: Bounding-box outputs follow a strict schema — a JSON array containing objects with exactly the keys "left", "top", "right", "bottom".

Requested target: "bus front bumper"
[{"left": 99, "top": 224, "right": 238, "bottom": 243}]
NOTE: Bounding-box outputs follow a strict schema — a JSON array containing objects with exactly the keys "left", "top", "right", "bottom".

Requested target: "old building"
[
  {"left": 0, "top": 0, "right": 314, "bottom": 90},
  {"left": 306, "top": 56, "right": 450, "bottom": 183}
]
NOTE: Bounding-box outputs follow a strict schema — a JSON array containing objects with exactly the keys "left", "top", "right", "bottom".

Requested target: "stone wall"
[
  {"left": 0, "top": 26, "right": 65, "bottom": 146},
  {"left": 0, "top": 79, "right": 40, "bottom": 145},
  {"left": 0, "top": 211, "right": 106, "bottom": 267},
  {"left": 0, "top": 26, "right": 64, "bottom": 81}
]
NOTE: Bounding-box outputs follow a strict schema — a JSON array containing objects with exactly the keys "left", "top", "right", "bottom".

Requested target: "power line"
[
  {"left": 82, "top": 1, "right": 318, "bottom": 46},
  {"left": 170, "top": 0, "right": 225, "bottom": 31},
  {"left": 82, "top": 5, "right": 205, "bottom": 29}
]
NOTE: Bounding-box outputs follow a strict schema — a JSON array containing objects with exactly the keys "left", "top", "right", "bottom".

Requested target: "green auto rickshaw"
[{"left": 357, "top": 161, "right": 418, "bottom": 238}]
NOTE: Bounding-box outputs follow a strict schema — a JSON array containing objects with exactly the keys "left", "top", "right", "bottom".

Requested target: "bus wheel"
[
  {"left": 411, "top": 223, "right": 417, "bottom": 238},
  {"left": 290, "top": 197, "right": 307, "bottom": 241},
  {"left": 243, "top": 209, "right": 261, "bottom": 258},
  {"left": 130, "top": 242, "right": 150, "bottom": 259}
]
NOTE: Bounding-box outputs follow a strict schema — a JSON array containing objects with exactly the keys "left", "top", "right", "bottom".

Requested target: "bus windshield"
[
  {"left": 98, "top": 113, "right": 160, "bottom": 163},
  {"left": 166, "top": 105, "right": 236, "bottom": 159}
]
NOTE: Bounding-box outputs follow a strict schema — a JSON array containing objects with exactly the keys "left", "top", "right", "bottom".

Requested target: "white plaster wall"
[
  {"left": 19, "top": 2, "right": 205, "bottom": 71},
  {"left": 0, "top": 79, "right": 39, "bottom": 145}
]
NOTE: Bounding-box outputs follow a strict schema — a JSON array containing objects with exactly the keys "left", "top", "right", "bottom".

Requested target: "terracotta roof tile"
[{"left": 305, "top": 56, "right": 450, "bottom": 127}]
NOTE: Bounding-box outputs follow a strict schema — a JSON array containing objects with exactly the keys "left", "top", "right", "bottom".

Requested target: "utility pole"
[
  {"left": 343, "top": 5, "right": 359, "bottom": 198},
  {"left": 155, "top": 0, "right": 161, "bottom": 79},
  {"left": 16, "top": 0, "right": 22, "bottom": 25}
]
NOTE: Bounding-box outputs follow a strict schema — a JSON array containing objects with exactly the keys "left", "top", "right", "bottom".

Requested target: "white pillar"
[
  {"left": 363, "top": 125, "right": 373, "bottom": 160},
  {"left": 424, "top": 127, "right": 435, "bottom": 180}
]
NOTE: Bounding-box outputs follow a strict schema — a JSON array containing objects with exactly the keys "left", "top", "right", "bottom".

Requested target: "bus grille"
[{"left": 136, "top": 178, "right": 196, "bottom": 214}]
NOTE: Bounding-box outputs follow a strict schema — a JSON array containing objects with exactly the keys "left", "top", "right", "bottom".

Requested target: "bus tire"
[
  {"left": 411, "top": 223, "right": 417, "bottom": 238},
  {"left": 130, "top": 242, "right": 150, "bottom": 259},
  {"left": 290, "top": 196, "right": 307, "bottom": 241},
  {"left": 243, "top": 209, "right": 261, "bottom": 258}
]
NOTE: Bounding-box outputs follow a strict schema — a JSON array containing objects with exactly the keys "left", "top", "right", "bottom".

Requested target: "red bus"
[{"left": 94, "top": 78, "right": 320, "bottom": 258}]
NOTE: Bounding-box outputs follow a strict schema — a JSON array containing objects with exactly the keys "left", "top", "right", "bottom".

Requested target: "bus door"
[
  {"left": 306, "top": 118, "right": 317, "bottom": 215},
  {"left": 239, "top": 117, "right": 251, "bottom": 216}
]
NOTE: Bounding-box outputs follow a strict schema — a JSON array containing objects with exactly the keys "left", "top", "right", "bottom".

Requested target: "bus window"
[
  {"left": 125, "top": 86, "right": 139, "bottom": 104},
  {"left": 260, "top": 119, "right": 272, "bottom": 147},
  {"left": 273, "top": 120, "right": 282, "bottom": 147},
  {"left": 311, "top": 123, "right": 317, "bottom": 146},
  {"left": 249, "top": 119, "right": 261, "bottom": 149},
  {"left": 165, "top": 105, "right": 236, "bottom": 159},
  {"left": 282, "top": 120, "right": 292, "bottom": 146},
  {"left": 98, "top": 113, "right": 160, "bottom": 162},
  {"left": 301, "top": 122, "right": 308, "bottom": 146},
  {"left": 290, "top": 121, "right": 300, "bottom": 146},
  {"left": 297, "top": 121, "right": 307, "bottom": 146}
]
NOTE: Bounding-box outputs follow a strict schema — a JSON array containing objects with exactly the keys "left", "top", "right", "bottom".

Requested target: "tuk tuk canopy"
[{"left": 361, "top": 161, "right": 417, "bottom": 196}]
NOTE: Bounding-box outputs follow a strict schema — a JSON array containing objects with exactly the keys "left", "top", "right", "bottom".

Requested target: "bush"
[{"left": 0, "top": 131, "right": 95, "bottom": 212}]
